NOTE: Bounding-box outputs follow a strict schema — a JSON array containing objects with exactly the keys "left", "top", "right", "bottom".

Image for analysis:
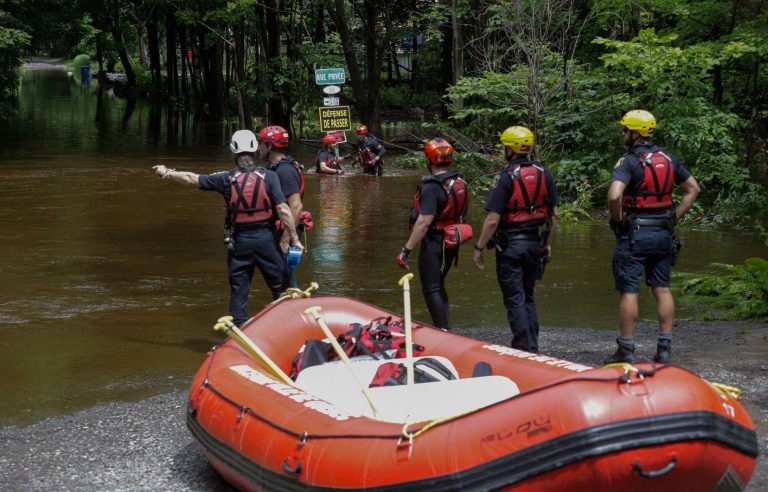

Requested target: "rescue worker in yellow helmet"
[
  {"left": 606, "top": 110, "right": 700, "bottom": 364},
  {"left": 474, "top": 126, "right": 559, "bottom": 352}
]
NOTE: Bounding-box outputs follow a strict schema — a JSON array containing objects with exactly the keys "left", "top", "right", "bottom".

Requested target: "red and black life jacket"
[
  {"left": 358, "top": 148, "right": 376, "bottom": 169},
  {"left": 315, "top": 151, "right": 342, "bottom": 174},
  {"left": 504, "top": 163, "right": 549, "bottom": 224},
  {"left": 411, "top": 172, "right": 469, "bottom": 231},
  {"left": 228, "top": 169, "right": 274, "bottom": 224},
  {"left": 622, "top": 150, "right": 675, "bottom": 211},
  {"left": 271, "top": 156, "right": 305, "bottom": 198}
]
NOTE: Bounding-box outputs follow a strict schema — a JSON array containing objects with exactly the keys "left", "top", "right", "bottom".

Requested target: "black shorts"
[{"left": 612, "top": 228, "right": 673, "bottom": 293}]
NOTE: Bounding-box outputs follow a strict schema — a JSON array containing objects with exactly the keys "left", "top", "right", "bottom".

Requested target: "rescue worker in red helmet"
[
  {"left": 355, "top": 124, "right": 386, "bottom": 175},
  {"left": 256, "top": 125, "right": 310, "bottom": 254},
  {"left": 605, "top": 110, "right": 700, "bottom": 364},
  {"left": 396, "top": 138, "right": 469, "bottom": 330},
  {"left": 473, "top": 126, "right": 558, "bottom": 353},
  {"left": 316, "top": 134, "right": 346, "bottom": 175},
  {"left": 152, "top": 130, "right": 303, "bottom": 326}
]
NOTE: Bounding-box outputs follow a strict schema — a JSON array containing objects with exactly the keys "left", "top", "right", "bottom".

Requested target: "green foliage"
[
  {"left": 675, "top": 258, "right": 768, "bottom": 320},
  {"left": 0, "top": 15, "right": 30, "bottom": 119},
  {"left": 71, "top": 54, "right": 91, "bottom": 69}
]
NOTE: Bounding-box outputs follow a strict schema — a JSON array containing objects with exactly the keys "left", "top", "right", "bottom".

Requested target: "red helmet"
[
  {"left": 322, "top": 134, "right": 337, "bottom": 145},
  {"left": 258, "top": 125, "right": 289, "bottom": 149},
  {"left": 424, "top": 138, "right": 454, "bottom": 165},
  {"left": 355, "top": 125, "right": 369, "bottom": 136}
]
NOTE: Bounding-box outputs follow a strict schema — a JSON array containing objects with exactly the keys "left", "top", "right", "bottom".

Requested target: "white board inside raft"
[{"left": 295, "top": 357, "right": 520, "bottom": 423}]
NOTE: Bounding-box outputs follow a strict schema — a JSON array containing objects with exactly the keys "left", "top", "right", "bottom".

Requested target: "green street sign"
[
  {"left": 318, "top": 106, "right": 352, "bottom": 132},
  {"left": 315, "top": 68, "right": 346, "bottom": 85}
]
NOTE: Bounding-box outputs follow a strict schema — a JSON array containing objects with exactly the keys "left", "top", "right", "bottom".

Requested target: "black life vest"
[
  {"left": 228, "top": 168, "right": 274, "bottom": 224},
  {"left": 622, "top": 150, "right": 675, "bottom": 211},
  {"left": 504, "top": 163, "right": 549, "bottom": 224},
  {"left": 271, "top": 156, "right": 305, "bottom": 198},
  {"left": 315, "top": 151, "right": 341, "bottom": 174},
  {"left": 411, "top": 172, "right": 469, "bottom": 231}
]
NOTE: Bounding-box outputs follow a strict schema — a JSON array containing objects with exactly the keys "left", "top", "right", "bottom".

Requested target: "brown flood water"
[{"left": 1, "top": 67, "right": 766, "bottom": 426}]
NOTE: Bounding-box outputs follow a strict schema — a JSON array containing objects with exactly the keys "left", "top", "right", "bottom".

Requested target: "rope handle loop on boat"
[
  {"left": 708, "top": 381, "right": 743, "bottom": 399},
  {"left": 633, "top": 455, "right": 677, "bottom": 479},
  {"left": 268, "top": 282, "right": 319, "bottom": 306},
  {"left": 282, "top": 432, "right": 309, "bottom": 475}
]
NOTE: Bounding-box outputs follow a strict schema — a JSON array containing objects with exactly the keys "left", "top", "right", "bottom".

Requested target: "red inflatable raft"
[{"left": 187, "top": 296, "right": 758, "bottom": 491}]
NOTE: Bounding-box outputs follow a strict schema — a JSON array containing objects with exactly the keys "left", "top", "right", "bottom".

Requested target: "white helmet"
[{"left": 229, "top": 130, "right": 258, "bottom": 154}]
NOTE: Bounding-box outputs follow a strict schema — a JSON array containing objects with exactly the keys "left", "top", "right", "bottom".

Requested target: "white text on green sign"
[
  {"left": 315, "top": 68, "right": 346, "bottom": 85},
  {"left": 318, "top": 106, "right": 351, "bottom": 132}
]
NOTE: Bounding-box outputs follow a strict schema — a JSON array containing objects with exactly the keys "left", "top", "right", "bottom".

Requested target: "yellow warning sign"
[{"left": 318, "top": 106, "right": 352, "bottom": 132}]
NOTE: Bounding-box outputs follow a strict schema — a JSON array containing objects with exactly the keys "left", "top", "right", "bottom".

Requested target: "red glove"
[
  {"left": 299, "top": 210, "right": 314, "bottom": 232},
  {"left": 396, "top": 247, "right": 411, "bottom": 270},
  {"left": 338, "top": 168, "right": 346, "bottom": 176}
]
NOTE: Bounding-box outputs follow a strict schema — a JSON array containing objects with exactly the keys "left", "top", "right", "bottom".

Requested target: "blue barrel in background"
[{"left": 80, "top": 65, "right": 91, "bottom": 87}]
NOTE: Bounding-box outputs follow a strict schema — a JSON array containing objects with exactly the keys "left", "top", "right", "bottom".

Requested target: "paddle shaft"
[
  {"left": 304, "top": 307, "right": 382, "bottom": 419},
  {"left": 214, "top": 317, "right": 297, "bottom": 387},
  {"left": 399, "top": 273, "right": 415, "bottom": 386}
]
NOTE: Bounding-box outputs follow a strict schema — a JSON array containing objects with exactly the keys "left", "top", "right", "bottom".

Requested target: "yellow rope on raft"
[
  {"left": 708, "top": 381, "right": 743, "bottom": 399},
  {"left": 603, "top": 362, "right": 641, "bottom": 374},
  {"left": 268, "top": 282, "right": 319, "bottom": 306},
  {"left": 400, "top": 405, "right": 490, "bottom": 441}
]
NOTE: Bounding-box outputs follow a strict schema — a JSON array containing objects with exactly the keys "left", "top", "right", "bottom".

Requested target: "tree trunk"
[
  {"left": 451, "top": 1, "right": 463, "bottom": 112},
  {"left": 440, "top": 20, "right": 453, "bottom": 118},
  {"left": 362, "top": 1, "right": 383, "bottom": 131},
  {"left": 147, "top": 14, "right": 161, "bottom": 92},
  {"left": 265, "top": 0, "right": 288, "bottom": 127},
  {"left": 137, "top": 26, "right": 147, "bottom": 66},
  {"left": 166, "top": 7, "right": 178, "bottom": 101},
  {"left": 234, "top": 22, "right": 251, "bottom": 128},
  {"left": 107, "top": 7, "right": 136, "bottom": 86}
]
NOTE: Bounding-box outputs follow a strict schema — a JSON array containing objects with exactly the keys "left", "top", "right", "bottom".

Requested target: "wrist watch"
[{"left": 474, "top": 243, "right": 484, "bottom": 251}]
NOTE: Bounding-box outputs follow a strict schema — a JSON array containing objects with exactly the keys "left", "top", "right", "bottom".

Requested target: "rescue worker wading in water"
[
  {"left": 474, "top": 126, "right": 559, "bottom": 353},
  {"left": 152, "top": 130, "right": 303, "bottom": 327},
  {"left": 316, "top": 135, "right": 346, "bottom": 175},
  {"left": 605, "top": 110, "right": 700, "bottom": 364},
  {"left": 355, "top": 125, "right": 386, "bottom": 175},
  {"left": 397, "top": 138, "right": 469, "bottom": 330},
  {"left": 256, "top": 125, "right": 312, "bottom": 254}
]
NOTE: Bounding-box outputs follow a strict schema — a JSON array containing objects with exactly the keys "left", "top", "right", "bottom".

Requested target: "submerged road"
[{"left": 1, "top": 320, "right": 766, "bottom": 491}]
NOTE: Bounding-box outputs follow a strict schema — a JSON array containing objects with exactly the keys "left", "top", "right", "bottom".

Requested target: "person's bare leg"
[
  {"left": 651, "top": 286, "right": 674, "bottom": 333},
  {"left": 619, "top": 292, "right": 639, "bottom": 337}
]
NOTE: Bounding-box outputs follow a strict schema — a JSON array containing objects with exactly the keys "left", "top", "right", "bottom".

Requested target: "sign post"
[{"left": 316, "top": 68, "right": 349, "bottom": 156}]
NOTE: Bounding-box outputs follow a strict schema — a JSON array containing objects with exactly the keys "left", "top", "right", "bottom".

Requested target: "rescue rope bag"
[
  {"left": 622, "top": 151, "right": 675, "bottom": 211},
  {"left": 228, "top": 169, "right": 274, "bottom": 224},
  {"left": 504, "top": 163, "right": 549, "bottom": 224}
]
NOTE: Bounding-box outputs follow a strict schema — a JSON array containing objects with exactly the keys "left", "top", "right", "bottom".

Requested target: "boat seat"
[{"left": 295, "top": 357, "right": 519, "bottom": 423}]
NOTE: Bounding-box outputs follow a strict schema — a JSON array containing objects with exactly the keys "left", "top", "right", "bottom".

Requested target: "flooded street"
[{"left": 1, "top": 67, "right": 766, "bottom": 426}]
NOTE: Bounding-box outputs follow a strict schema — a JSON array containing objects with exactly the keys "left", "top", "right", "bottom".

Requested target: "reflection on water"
[{"left": 1, "top": 68, "right": 766, "bottom": 425}]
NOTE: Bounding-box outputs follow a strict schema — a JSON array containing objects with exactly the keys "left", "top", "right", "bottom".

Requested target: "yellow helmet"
[
  {"left": 500, "top": 126, "right": 535, "bottom": 154},
  {"left": 620, "top": 110, "right": 656, "bottom": 137}
]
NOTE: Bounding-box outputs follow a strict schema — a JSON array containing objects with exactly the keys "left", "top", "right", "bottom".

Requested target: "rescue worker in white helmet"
[{"left": 152, "top": 130, "right": 303, "bottom": 326}]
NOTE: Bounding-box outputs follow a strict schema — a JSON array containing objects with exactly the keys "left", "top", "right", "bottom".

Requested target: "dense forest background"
[{"left": 1, "top": 0, "right": 767, "bottom": 226}]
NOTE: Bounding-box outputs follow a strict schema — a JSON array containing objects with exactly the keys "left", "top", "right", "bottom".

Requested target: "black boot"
[
  {"left": 604, "top": 338, "right": 636, "bottom": 364},
  {"left": 654, "top": 339, "right": 672, "bottom": 364}
]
